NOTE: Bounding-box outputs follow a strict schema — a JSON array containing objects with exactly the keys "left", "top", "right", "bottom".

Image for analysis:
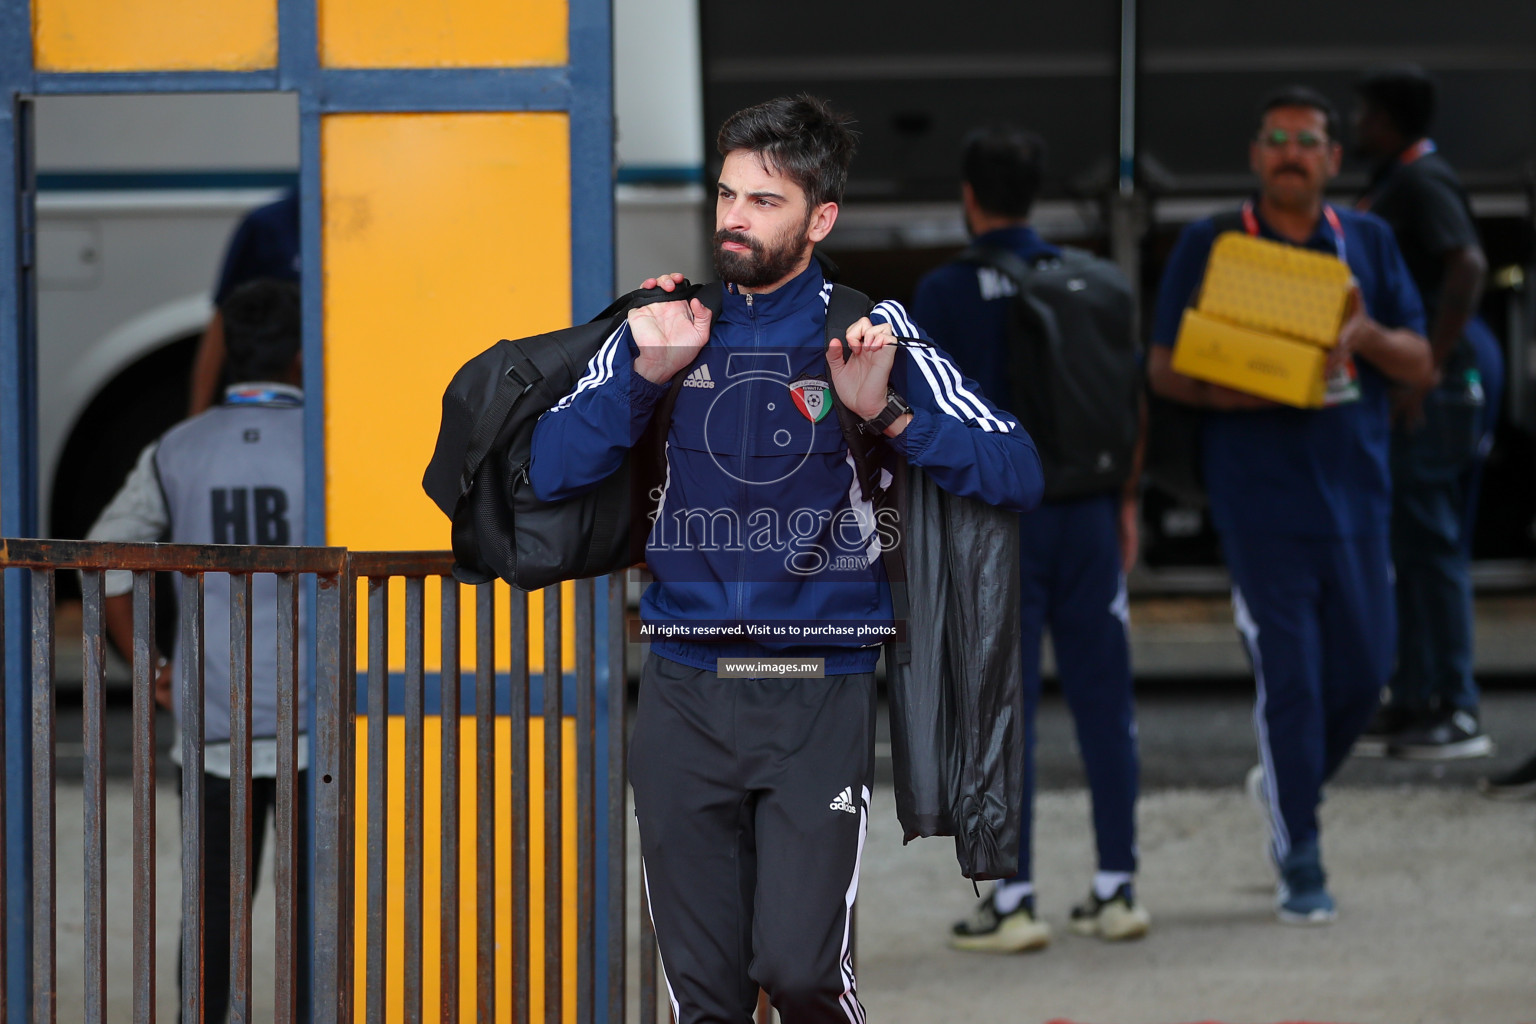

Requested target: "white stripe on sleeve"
[
  {"left": 872, "top": 300, "right": 1012, "bottom": 433},
  {"left": 550, "top": 321, "right": 629, "bottom": 412}
]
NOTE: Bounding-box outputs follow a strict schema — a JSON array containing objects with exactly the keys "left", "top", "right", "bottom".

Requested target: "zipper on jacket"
[{"left": 732, "top": 291, "right": 757, "bottom": 624}]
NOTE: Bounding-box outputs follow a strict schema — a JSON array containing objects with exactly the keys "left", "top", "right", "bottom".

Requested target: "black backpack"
[
  {"left": 959, "top": 245, "right": 1140, "bottom": 502},
  {"left": 422, "top": 281, "right": 889, "bottom": 591}
]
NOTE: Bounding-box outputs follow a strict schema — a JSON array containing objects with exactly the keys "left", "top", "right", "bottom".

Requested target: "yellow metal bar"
[
  {"left": 354, "top": 715, "right": 579, "bottom": 1023},
  {"left": 350, "top": 578, "right": 575, "bottom": 674}
]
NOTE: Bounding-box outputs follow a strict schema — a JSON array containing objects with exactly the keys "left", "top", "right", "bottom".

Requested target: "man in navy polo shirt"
[
  {"left": 913, "top": 126, "right": 1150, "bottom": 953},
  {"left": 1149, "top": 86, "right": 1434, "bottom": 924}
]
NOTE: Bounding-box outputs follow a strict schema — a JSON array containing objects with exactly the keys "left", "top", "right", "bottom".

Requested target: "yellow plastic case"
[
  {"left": 1197, "top": 232, "right": 1353, "bottom": 349},
  {"left": 1172, "top": 309, "right": 1328, "bottom": 408}
]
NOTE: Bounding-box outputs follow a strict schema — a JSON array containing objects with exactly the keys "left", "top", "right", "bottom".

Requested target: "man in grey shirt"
[{"left": 90, "top": 278, "right": 309, "bottom": 1022}]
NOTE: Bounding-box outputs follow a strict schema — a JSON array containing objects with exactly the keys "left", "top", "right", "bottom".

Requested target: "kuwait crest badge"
[{"left": 789, "top": 378, "right": 831, "bottom": 422}]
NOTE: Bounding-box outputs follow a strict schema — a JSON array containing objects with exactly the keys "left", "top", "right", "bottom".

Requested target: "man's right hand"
[
  {"left": 630, "top": 294, "right": 713, "bottom": 384},
  {"left": 153, "top": 656, "right": 173, "bottom": 711},
  {"left": 641, "top": 272, "right": 687, "bottom": 293}
]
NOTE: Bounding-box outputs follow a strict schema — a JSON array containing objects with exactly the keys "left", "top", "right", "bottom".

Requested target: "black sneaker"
[
  {"left": 1387, "top": 708, "right": 1494, "bottom": 761},
  {"left": 1479, "top": 751, "right": 1536, "bottom": 800},
  {"left": 1353, "top": 703, "right": 1418, "bottom": 758}
]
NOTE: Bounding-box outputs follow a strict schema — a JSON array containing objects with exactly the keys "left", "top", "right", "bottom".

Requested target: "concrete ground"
[
  {"left": 49, "top": 780, "right": 287, "bottom": 1021},
  {"left": 855, "top": 786, "right": 1536, "bottom": 1024},
  {"left": 38, "top": 686, "right": 1536, "bottom": 1023}
]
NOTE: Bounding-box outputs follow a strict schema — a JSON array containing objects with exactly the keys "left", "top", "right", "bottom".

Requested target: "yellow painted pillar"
[
  {"left": 32, "top": 0, "right": 277, "bottom": 70},
  {"left": 317, "top": 4, "right": 583, "bottom": 1019}
]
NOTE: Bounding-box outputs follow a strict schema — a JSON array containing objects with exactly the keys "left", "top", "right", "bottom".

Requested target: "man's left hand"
[
  {"left": 1118, "top": 496, "right": 1140, "bottom": 575},
  {"left": 828, "top": 317, "right": 898, "bottom": 420}
]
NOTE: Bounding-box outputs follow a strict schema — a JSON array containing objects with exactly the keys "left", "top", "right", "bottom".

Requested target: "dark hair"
[
  {"left": 715, "top": 94, "right": 858, "bottom": 208},
  {"left": 961, "top": 125, "right": 1046, "bottom": 219},
  {"left": 1257, "top": 85, "right": 1340, "bottom": 142},
  {"left": 221, "top": 278, "right": 301, "bottom": 383},
  {"left": 1355, "top": 65, "right": 1436, "bottom": 139}
]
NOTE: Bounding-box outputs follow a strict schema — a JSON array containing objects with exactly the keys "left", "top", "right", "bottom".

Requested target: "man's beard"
[{"left": 712, "top": 224, "right": 810, "bottom": 289}]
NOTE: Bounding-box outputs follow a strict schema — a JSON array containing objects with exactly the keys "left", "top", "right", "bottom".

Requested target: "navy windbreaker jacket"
[{"left": 529, "top": 261, "right": 1044, "bottom": 672}]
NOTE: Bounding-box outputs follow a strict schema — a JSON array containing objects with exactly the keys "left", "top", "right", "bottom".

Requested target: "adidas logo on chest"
[{"left": 683, "top": 365, "right": 716, "bottom": 388}]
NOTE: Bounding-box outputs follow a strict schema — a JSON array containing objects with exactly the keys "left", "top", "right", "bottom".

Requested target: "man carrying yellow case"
[
  {"left": 1148, "top": 86, "right": 1434, "bottom": 926},
  {"left": 1172, "top": 230, "right": 1357, "bottom": 407}
]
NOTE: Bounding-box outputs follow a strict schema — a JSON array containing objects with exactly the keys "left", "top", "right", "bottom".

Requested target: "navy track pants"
[
  {"left": 1010, "top": 493, "right": 1140, "bottom": 885},
  {"left": 1223, "top": 528, "right": 1394, "bottom": 862}
]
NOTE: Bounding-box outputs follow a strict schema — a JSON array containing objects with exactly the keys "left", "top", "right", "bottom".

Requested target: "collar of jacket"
[
  {"left": 971, "top": 223, "right": 1060, "bottom": 263},
  {"left": 719, "top": 260, "right": 827, "bottom": 326}
]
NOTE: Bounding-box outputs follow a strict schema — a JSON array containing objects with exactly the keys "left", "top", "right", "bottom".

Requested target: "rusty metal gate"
[{"left": 0, "top": 538, "right": 681, "bottom": 1024}]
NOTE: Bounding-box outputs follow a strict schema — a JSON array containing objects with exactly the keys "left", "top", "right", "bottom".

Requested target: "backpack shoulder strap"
[
  {"left": 821, "top": 283, "right": 910, "bottom": 648},
  {"left": 650, "top": 280, "right": 723, "bottom": 428},
  {"left": 822, "top": 283, "right": 880, "bottom": 500}
]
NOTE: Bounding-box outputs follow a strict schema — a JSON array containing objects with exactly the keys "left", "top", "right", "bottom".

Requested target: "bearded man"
[{"left": 529, "top": 95, "right": 1042, "bottom": 1023}]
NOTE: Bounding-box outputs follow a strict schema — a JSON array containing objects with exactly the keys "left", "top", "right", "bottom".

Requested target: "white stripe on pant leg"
[
  {"left": 835, "top": 787, "right": 871, "bottom": 1024},
  {"left": 640, "top": 857, "right": 683, "bottom": 1023},
  {"left": 1110, "top": 572, "right": 1131, "bottom": 638},
  {"left": 1233, "top": 587, "right": 1290, "bottom": 862}
]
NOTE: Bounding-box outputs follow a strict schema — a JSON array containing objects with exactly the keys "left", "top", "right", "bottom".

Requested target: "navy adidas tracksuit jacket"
[
  {"left": 530, "top": 261, "right": 1043, "bottom": 672},
  {"left": 529, "top": 260, "right": 1041, "bottom": 1024}
]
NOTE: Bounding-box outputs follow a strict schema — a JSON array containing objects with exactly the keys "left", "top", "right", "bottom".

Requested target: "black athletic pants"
[
  {"left": 179, "top": 772, "right": 312, "bottom": 1024},
  {"left": 630, "top": 655, "right": 876, "bottom": 1024}
]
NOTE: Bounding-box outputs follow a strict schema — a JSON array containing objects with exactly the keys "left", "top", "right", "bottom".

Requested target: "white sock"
[
  {"left": 993, "top": 880, "right": 1034, "bottom": 915},
  {"left": 1093, "top": 871, "right": 1133, "bottom": 901}
]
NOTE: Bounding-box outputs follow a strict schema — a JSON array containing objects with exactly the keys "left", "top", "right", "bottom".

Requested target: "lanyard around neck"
[
  {"left": 1240, "top": 200, "right": 1346, "bottom": 265},
  {"left": 1399, "top": 138, "right": 1436, "bottom": 165},
  {"left": 224, "top": 387, "right": 302, "bottom": 407}
]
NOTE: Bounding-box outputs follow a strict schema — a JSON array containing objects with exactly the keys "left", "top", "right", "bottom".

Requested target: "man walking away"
[
  {"left": 913, "top": 126, "right": 1149, "bottom": 953},
  {"left": 91, "top": 279, "right": 311, "bottom": 1021}
]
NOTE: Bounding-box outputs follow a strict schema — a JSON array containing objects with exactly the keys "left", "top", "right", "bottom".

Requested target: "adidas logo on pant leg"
[
  {"left": 683, "top": 365, "right": 716, "bottom": 388},
  {"left": 829, "top": 787, "right": 857, "bottom": 814}
]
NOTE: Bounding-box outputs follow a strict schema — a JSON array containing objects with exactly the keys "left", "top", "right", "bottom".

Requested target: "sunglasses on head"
[{"left": 1258, "top": 128, "right": 1329, "bottom": 150}]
